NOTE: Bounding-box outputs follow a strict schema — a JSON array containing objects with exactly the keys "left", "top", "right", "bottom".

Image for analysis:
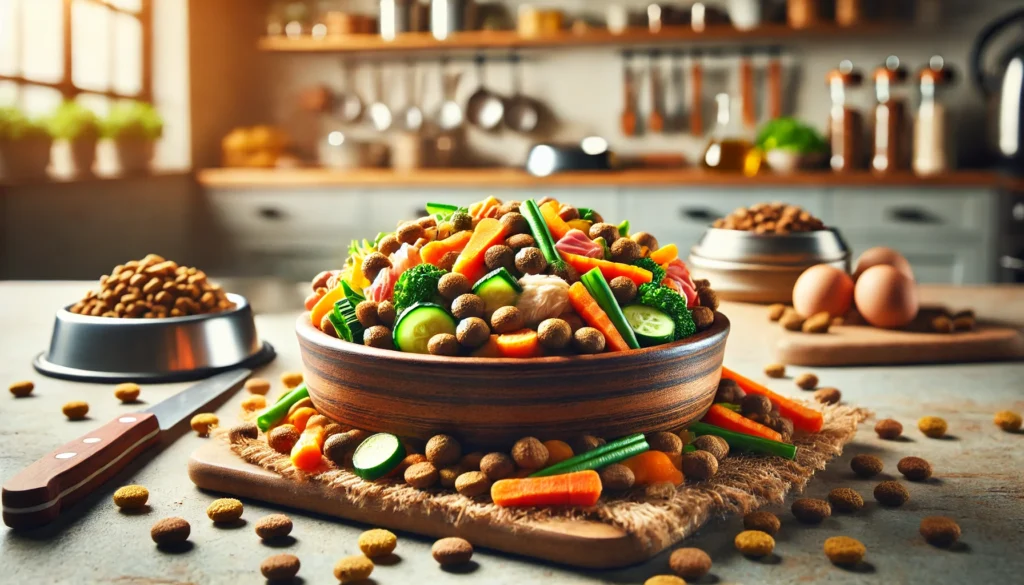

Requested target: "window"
[{"left": 0, "top": 0, "right": 152, "bottom": 118}]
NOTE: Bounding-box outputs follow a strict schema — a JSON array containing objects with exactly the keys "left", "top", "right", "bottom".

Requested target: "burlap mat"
[{"left": 228, "top": 403, "right": 867, "bottom": 551}]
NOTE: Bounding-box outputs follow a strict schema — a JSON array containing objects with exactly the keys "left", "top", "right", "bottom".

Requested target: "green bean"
[
  {"left": 688, "top": 421, "right": 797, "bottom": 460},
  {"left": 530, "top": 433, "right": 646, "bottom": 478},
  {"left": 258, "top": 384, "right": 310, "bottom": 431}
]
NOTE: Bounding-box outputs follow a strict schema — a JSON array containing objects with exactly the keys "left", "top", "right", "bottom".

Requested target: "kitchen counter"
[{"left": 1, "top": 281, "right": 1022, "bottom": 584}]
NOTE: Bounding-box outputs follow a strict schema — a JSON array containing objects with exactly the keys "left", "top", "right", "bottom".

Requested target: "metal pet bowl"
[
  {"left": 689, "top": 228, "right": 850, "bottom": 304},
  {"left": 33, "top": 293, "right": 275, "bottom": 383}
]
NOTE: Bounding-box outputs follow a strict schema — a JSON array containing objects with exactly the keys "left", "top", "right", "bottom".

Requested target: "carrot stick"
[
  {"left": 702, "top": 404, "right": 783, "bottom": 442},
  {"left": 309, "top": 286, "right": 345, "bottom": 330},
  {"left": 453, "top": 217, "right": 505, "bottom": 284},
  {"left": 290, "top": 419, "right": 327, "bottom": 471},
  {"left": 540, "top": 201, "right": 572, "bottom": 240},
  {"left": 491, "top": 470, "right": 602, "bottom": 507},
  {"left": 567, "top": 282, "right": 631, "bottom": 352},
  {"left": 621, "top": 451, "right": 684, "bottom": 486},
  {"left": 650, "top": 244, "right": 679, "bottom": 265},
  {"left": 561, "top": 252, "right": 653, "bottom": 286},
  {"left": 420, "top": 230, "right": 472, "bottom": 266},
  {"left": 495, "top": 329, "right": 542, "bottom": 358},
  {"left": 721, "top": 367, "right": 824, "bottom": 433},
  {"left": 287, "top": 406, "right": 318, "bottom": 433}
]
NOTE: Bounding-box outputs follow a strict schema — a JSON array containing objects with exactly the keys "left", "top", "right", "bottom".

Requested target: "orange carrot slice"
[
  {"left": 567, "top": 282, "right": 630, "bottom": 352},
  {"left": 621, "top": 451, "right": 684, "bottom": 486},
  {"left": 421, "top": 230, "right": 472, "bottom": 266},
  {"left": 561, "top": 252, "right": 653, "bottom": 286},
  {"left": 543, "top": 440, "right": 574, "bottom": 466},
  {"left": 540, "top": 201, "right": 572, "bottom": 240},
  {"left": 470, "top": 335, "right": 502, "bottom": 358},
  {"left": 469, "top": 196, "right": 501, "bottom": 220},
  {"left": 290, "top": 420, "right": 327, "bottom": 471},
  {"left": 721, "top": 367, "right": 824, "bottom": 433},
  {"left": 650, "top": 244, "right": 679, "bottom": 265},
  {"left": 309, "top": 286, "right": 345, "bottom": 330},
  {"left": 491, "top": 470, "right": 602, "bottom": 507},
  {"left": 287, "top": 406, "right": 318, "bottom": 433},
  {"left": 453, "top": 217, "right": 505, "bottom": 284},
  {"left": 702, "top": 404, "right": 783, "bottom": 442},
  {"left": 495, "top": 329, "right": 542, "bottom": 358}
]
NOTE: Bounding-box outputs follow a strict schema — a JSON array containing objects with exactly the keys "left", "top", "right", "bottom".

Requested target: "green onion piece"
[
  {"left": 530, "top": 433, "right": 646, "bottom": 477},
  {"left": 326, "top": 311, "right": 352, "bottom": 342},
  {"left": 539, "top": 440, "right": 648, "bottom": 476},
  {"left": 688, "top": 421, "right": 797, "bottom": 460},
  {"left": 521, "top": 199, "right": 562, "bottom": 267},
  {"left": 341, "top": 279, "right": 365, "bottom": 304},
  {"left": 577, "top": 207, "right": 595, "bottom": 222},
  {"left": 719, "top": 403, "right": 742, "bottom": 412},
  {"left": 683, "top": 444, "right": 696, "bottom": 453},
  {"left": 618, "top": 220, "right": 630, "bottom": 237},
  {"left": 258, "top": 384, "right": 310, "bottom": 431},
  {"left": 581, "top": 268, "right": 641, "bottom": 350}
]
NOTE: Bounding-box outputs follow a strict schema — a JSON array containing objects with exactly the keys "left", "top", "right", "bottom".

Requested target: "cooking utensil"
[
  {"left": 739, "top": 49, "right": 756, "bottom": 129},
  {"left": 767, "top": 47, "right": 783, "bottom": 119},
  {"left": 504, "top": 52, "right": 539, "bottom": 133},
  {"left": 368, "top": 63, "right": 393, "bottom": 132},
  {"left": 667, "top": 50, "right": 686, "bottom": 133},
  {"left": 436, "top": 58, "right": 464, "bottom": 131},
  {"left": 2, "top": 368, "right": 252, "bottom": 530},
  {"left": 525, "top": 142, "right": 613, "bottom": 176},
  {"left": 33, "top": 293, "right": 273, "bottom": 383},
  {"left": 648, "top": 50, "right": 665, "bottom": 134},
  {"left": 336, "top": 61, "right": 364, "bottom": 124},
  {"left": 970, "top": 7, "right": 1024, "bottom": 176},
  {"left": 401, "top": 60, "right": 424, "bottom": 132},
  {"left": 466, "top": 54, "right": 504, "bottom": 130},
  {"left": 690, "top": 49, "right": 705, "bottom": 136},
  {"left": 621, "top": 50, "right": 638, "bottom": 137}
]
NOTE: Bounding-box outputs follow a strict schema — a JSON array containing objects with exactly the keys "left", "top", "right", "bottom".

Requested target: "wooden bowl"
[{"left": 296, "top": 312, "right": 730, "bottom": 448}]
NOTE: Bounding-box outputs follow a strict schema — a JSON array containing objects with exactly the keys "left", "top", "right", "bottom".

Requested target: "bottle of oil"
[{"left": 702, "top": 93, "right": 753, "bottom": 172}]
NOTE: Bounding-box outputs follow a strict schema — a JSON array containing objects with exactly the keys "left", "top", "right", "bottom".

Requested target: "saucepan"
[{"left": 466, "top": 54, "right": 505, "bottom": 130}]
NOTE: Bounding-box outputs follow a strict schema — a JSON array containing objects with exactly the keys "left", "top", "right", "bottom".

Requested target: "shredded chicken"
[{"left": 515, "top": 274, "right": 571, "bottom": 326}]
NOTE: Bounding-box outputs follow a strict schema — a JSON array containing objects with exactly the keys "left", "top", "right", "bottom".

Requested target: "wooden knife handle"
[
  {"left": 768, "top": 58, "right": 783, "bottom": 119},
  {"left": 2, "top": 412, "right": 159, "bottom": 530}
]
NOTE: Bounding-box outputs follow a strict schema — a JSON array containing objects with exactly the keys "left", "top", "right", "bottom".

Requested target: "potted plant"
[
  {"left": 101, "top": 101, "right": 163, "bottom": 174},
  {"left": 755, "top": 117, "right": 828, "bottom": 174},
  {"left": 48, "top": 100, "right": 100, "bottom": 178},
  {"left": 0, "top": 106, "right": 53, "bottom": 181}
]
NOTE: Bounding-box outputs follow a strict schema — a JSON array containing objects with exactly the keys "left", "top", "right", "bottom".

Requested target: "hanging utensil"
[
  {"left": 368, "top": 62, "right": 393, "bottom": 132},
  {"left": 648, "top": 49, "right": 666, "bottom": 134},
  {"left": 621, "top": 50, "right": 638, "bottom": 137},
  {"left": 669, "top": 49, "right": 686, "bottom": 133},
  {"left": 436, "top": 58, "right": 464, "bottom": 131},
  {"left": 465, "top": 53, "right": 505, "bottom": 131},
  {"left": 690, "top": 48, "right": 705, "bottom": 136},
  {"left": 336, "top": 60, "right": 364, "bottom": 123},
  {"left": 767, "top": 46, "right": 783, "bottom": 120},
  {"left": 504, "top": 52, "right": 540, "bottom": 133},
  {"left": 739, "top": 48, "right": 757, "bottom": 130},
  {"left": 401, "top": 60, "right": 424, "bottom": 132}
]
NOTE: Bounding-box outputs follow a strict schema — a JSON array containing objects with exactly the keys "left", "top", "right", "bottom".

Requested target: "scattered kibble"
[
  {"left": 874, "top": 418, "right": 903, "bottom": 440},
  {"left": 952, "top": 313, "right": 975, "bottom": 331},
  {"left": 8, "top": 380, "right": 34, "bottom": 397},
  {"left": 511, "top": 437, "right": 549, "bottom": 470},
  {"left": 795, "top": 373, "right": 818, "bottom": 390},
  {"left": 874, "top": 480, "right": 910, "bottom": 507},
  {"left": 646, "top": 431, "right": 683, "bottom": 455},
  {"left": 734, "top": 530, "right": 775, "bottom": 557},
  {"left": 206, "top": 497, "right": 244, "bottom": 523},
  {"left": 814, "top": 387, "right": 842, "bottom": 405},
  {"left": 681, "top": 450, "right": 719, "bottom": 481},
  {"left": 897, "top": 456, "right": 933, "bottom": 481},
  {"left": 244, "top": 378, "right": 271, "bottom": 395},
  {"left": 743, "top": 511, "right": 780, "bottom": 536},
  {"left": 405, "top": 461, "right": 439, "bottom": 489},
  {"left": 255, "top": 514, "right": 293, "bottom": 540},
  {"left": 714, "top": 379, "right": 745, "bottom": 405},
  {"left": 113, "top": 382, "right": 141, "bottom": 403},
  {"left": 460, "top": 452, "right": 484, "bottom": 471},
  {"left": 932, "top": 315, "right": 954, "bottom": 333},
  {"left": 920, "top": 516, "right": 961, "bottom": 548},
  {"left": 358, "top": 528, "right": 398, "bottom": 558},
  {"left": 439, "top": 466, "right": 462, "bottom": 489},
  {"left": 764, "top": 363, "right": 786, "bottom": 378},
  {"left": 241, "top": 394, "right": 267, "bottom": 412},
  {"left": 802, "top": 311, "right": 832, "bottom": 334},
  {"left": 791, "top": 498, "right": 831, "bottom": 524},
  {"left": 571, "top": 435, "right": 605, "bottom": 454},
  {"left": 432, "top": 537, "right": 474, "bottom": 566},
  {"left": 323, "top": 423, "right": 344, "bottom": 440},
  {"left": 151, "top": 517, "right": 190, "bottom": 546},
  {"left": 190, "top": 413, "right": 218, "bottom": 437},
  {"left": 850, "top": 454, "right": 883, "bottom": 478},
  {"left": 455, "top": 471, "right": 491, "bottom": 498},
  {"left": 645, "top": 576, "right": 685, "bottom": 585},
  {"left": 426, "top": 434, "right": 463, "bottom": 467},
  {"left": 645, "top": 481, "right": 676, "bottom": 500},
  {"left": 62, "top": 400, "right": 89, "bottom": 420},
  {"left": 228, "top": 421, "right": 259, "bottom": 443},
  {"left": 334, "top": 555, "right": 374, "bottom": 583},
  {"left": 112, "top": 485, "right": 149, "bottom": 510},
  {"left": 599, "top": 464, "right": 635, "bottom": 492},
  {"left": 280, "top": 371, "right": 303, "bottom": 389},
  {"left": 669, "top": 547, "right": 712, "bottom": 579},
  {"left": 268, "top": 424, "right": 300, "bottom": 455},
  {"left": 780, "top": 311, "right": 805, "bottom": 331},
  {"left": 480, "top": 452, "right": 516, "bottom": 481},
  {"left": 692, "top": 435, "right": 729, "bottom": 462},
  {"left": 261, "top": 553, "right": 300, "bottom": 581},
  {"left": 768, "top": 304, "right": 787, "bottom": 321},
  {"left": 824, "top": 536, "right": 866, "bottom": 566},
  {"left": 994, "top": 410, "right": 1022, "bottom": 433},
  {"left": 918, "top": 416, "right": 948, "bottom": 438},
  {"left": 827, "top": 487, "right": 864, "bottom": 513}
]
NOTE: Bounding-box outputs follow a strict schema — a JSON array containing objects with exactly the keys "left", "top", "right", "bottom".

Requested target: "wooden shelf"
[{"left": 258, "top": 24, "right": 897, "bottom": 54}]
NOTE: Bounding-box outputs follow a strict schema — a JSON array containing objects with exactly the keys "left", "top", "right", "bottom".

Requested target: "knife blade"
[{"left": 2, "top": 368, "right": 251, "bottom": 530}]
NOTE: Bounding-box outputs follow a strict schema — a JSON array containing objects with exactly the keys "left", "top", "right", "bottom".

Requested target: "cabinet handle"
[
  {"left": 887, "top": 207, "right": 940, "bottom": 224},
  {"left": 258, "top": 207, "right": 284, "bottom": 220},
  {"left": 680, "top": 207, "right": 717, "bottom": 222},
  {"left": 1000, "top": 255, "right": 1024, "bottom": 272}
]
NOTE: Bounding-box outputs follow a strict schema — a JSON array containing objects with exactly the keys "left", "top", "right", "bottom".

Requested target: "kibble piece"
[
  {"left": 268, "top": 424, "right": 300, "bottom": 455},
  {"left": 791, "top": 498, "right": 831, "bottom": 524},
  {"left": 484, "top": 245, "right": 516, "bottom": 272},
  {"left": 515, "top": 247, "right": 548, "bottom": 275},
  {"left": 355, "top": 300, "right": 381, "bottom": 328},
  {"left": 459, "top": 451, "right": 484, "bottom": 471},
  {"left": 952, "top": 314, "right": 975, "bottom": 331},
  {"left": 358, "top": 528, "right": 398, "bottom": 558},
  {"left": 255, "top": 514, "right": 293, "bottom": 540},
  {"left": 827, "top": 487, "right": 864, "bottom": 513},
  {"left": 780, "top": 311, "right": 805, "bottom": 331},
  {"left": 714, "top": 379, "right": 745, "bottom": 404},
  {"left": 451, "top": 294, "right": 485, "bottom": 320},
  {"left": 764, "top": 363, "right": 786, "bottom": 378},
  {"left": 768, "top": 304, "right": 787, "bottom": 321},
  {"left": 455, "top": 471, "right": 492, "bottom": 498},
  {"left": 8, "top": 380, "right": 34, "bottom": 397},
  {"left": 62, "top": 400, "right": 89, "bottom": 420},
  {"left": 228, "top": 421, "right": 259, "bottom": 443},
  {"left": 190, "top": 412, "right": 218, "bottom": 436},
  {"left": 261, "top": 553, "right": 300, "bottom": 581},
  {"left": 438, "top": 273, "right": 472, "bottom": 302},
  {"left": 599, "top": 464, "right": 635, "bottom": 492},
  {"left": 897, "top": 456, "right": 933, "bottom": 482},
  {"left": 645, "top": 576, "right": 686, "bottom": 585},
  {"left": 824, "top": 536, "right": 866, "bottom": 566},
  {"left": 611, "top": 238, "right": 642, "bottom": 264},
  {"left": 405, "top": 461, "right": 439, "bottom": 489},
  {"left": 425, "top": 434, "right": 462, "bottom": 467},
  {"left": 428, "top": 333, "right": 460, "bottom": 356},
  {"left": 287, "top": 396, "right": 314, "bottom": 417},
  {"left": 244, "top": 378, "right": 271, "bottom": 395},
  {"left": 874, "top": 418, "right": 903, "bottom": 440},
  {"left": 795, "top": 372, "right": 818, "bottom": 390},
  {"left": 241, "top": 394, "right": 267, "bottom": 412},
  {"left": 918, "top": 416, "right": 948, "bottom": 438},
  {"left": 431, "top": 537, "right": 473, "bottom": 566},
  {"left": 151, "top": 517, "right": 190, "bottom": 546},
  {"left": 920, "top": 516, "right": 961, "bottom": 548},
  {"left": 113, "top": 382, "right": 141, "bottom": 403},
  {"left": 814, "top": 387, "right": 841, "bottom": 405},
  {"left": 480, "top": 452, "right": 515, "bottom": 481},
  {"left": 682, "top": 450, "right": 719, "bottom": 481},
  {"left": 803, "top": 311, "right": 832, "bottom": 333},
  {"left": 932, "top": 315, "right": 954, "bottom": 333},
  {"left": 490, "top": 306, "right": 525, "bottom": 334},
  {"left": 850, "top": 454, "right": 883, "bottom": 478},
  {"left": 669, "top": 547, "right": 712, "bottom": 579},
  {"left": 647, "top": 431, "right": 683, "bottom": 455},
  {"left": 112, "top": 485, "right": 149, "bottom": 510},
  {"left": 692, "top": 306, "right": 715, "bottom": 331},
  {"left": 439, "top": 466, "right": 462, "bottom": 488},
  {"left": 734, "top": 530, "right": 775, "bottom": 557},
  {"left": 537, "top": 318, "right": 572, "bottom": 350},
  {"left": 334, "top": 555, "right": 374, "bottom": 583},
  {"left": 697, "top": 287, "right": 719, "bottom": 310},
  {"left": 646, "top": 481, "right": 676, "bottom": 500},
  {"left": 207, "top": 497, "right": 243, "bottom": 523},
  {"left": 570, "top": 434, "right": 605, "bottom": 454},
  {"left": 573, "top": 327, "right": 606, "bottom": 354},
  {"left": 874, "top": 480, "right": 910, "bottom": 507},
  {"left": 609, "top": 276, "right": 638, "bottom": 305},
  {"left": 394, "top": 454, "right": 427, "bottom": 478},
  {"left": 376, "top": 301, "right": 397, "bottom": 326},
  {"left": 692, "top": 435, "right": 729, "bottom": 462},
  {"left": 741, "top": 394, "right": 772, "bottom": 416},
  {"left": 511, "top": 437, "right": 549, "bottom": 470},
  {"left": 743, "top": 511, "right": 780, "bottom": 536},
  {"left": 363, "top": 325, "right": 394, "bottom": 349},
  {"left": 280, "top": 371, "right": 303, "bottom": 388},
  {"left": 994, "top": 410, "right": 1023, "bottom": 432}
]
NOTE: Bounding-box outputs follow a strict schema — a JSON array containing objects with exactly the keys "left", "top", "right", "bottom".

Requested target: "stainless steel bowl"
[
  {"left": 689, "top": 228, "right": 850, "bottom": 304},
  {"left": 33, "top": 293, "right": 275, "bottom": 383}
]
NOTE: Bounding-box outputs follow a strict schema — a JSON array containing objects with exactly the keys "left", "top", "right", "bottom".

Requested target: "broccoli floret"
[
  {"left": 633, "top": 257, "right": 666, "bottom": 285},
  {"left": 393, "top": 264, "right": 447, "bottom": 314},
  {"left": 637, "top": 283, "right": 696, "bottom": 340}
]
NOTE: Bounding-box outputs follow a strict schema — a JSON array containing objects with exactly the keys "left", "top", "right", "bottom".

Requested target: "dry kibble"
[
  {"left": 932, "top": 315, "right": 954, "bottom": 333},
  {"left": 918, "top": 416, "right": 948, "bottom": 438},
  {"left": 451, "top": 294, "right": 485, "bottom": 320},
  {"left": 428, "top": 333, "right": 460, "bottom": 356},
  {"left": 874, "top": 418, "right": 903, "bottom": 440},
  {"left": 358, "top": 528, "right": 398, "bottom": 558},
  {"left": 255, "top": 514, "right": 293, "bottom": 540},
  {"left": 824, "top": 536, "right": 866, "bottom": 566},
  {"left": 62, "top": 401, "right": 89, "bottom": 420},
  {"left": 764, "top": 363, "right": 786, "bottom": 378},
  {"left": 439, "top": 466, "right": 462, "bottom": 488},
  {"left": 113, "top": 382, "right": 141, "bottom": 403},
  {"left": 261, "top": 553, "right": 300, "bottom": 581},
  {"left": 646, "top": 481, "right": 676, "bottom": 500},
  {"left": 741, "top": 394, "right": 772, "bottom": 416},
  {"left": 537, "top": 318, "right": 572, "bottom": 350},
  {"left": 268, "top": 424, "right": 300, "bottom": 455},
  {"left": 828, "top": 487, "right": 864, "bottom": 513},
  {"left": 376, "top": 301, "right": 397, "bottom": 326},
  {"left": 682, "top": 450, "right": 719, "bottom": 481},
  {"left": 714, "top": 379, "right": 745, "bottom": 404},
  {"left": 570, "top": 434, "right": 605, "bottom": 454},
  {"left": 241, "top": 394, "right": 267, "bottom": 412},
  {"left": 151, "top": 517, "right": 190, "bottom": 546},
  {"left": 207, "top": 497, "right": 243, "bottom": 523},
  {"left": 791, "top": 498, "right": 831, "bottom": 524},
  {"left": 405, "top": 461, "right": 439, "bottom": 489},
  {"left": 460, "top": 451, "right": 484, "bottom": 471},
  {"left": 480, "top": 452, "right": 515, "bottom": 481},
  {"left": 814, "top": 387, "right": 841, "bottom": 405},
  {"left": 692, "top": 435, "right": 729, "bottom": 462},
  {"left": 768, "top": 304, "right": 787, "bottom": 321},
  {"left": 795, "top": 372, "right": 818, "bottom": 390},
  {"left": 490, "top": 306, "right": 525, "bottom": 334},
  {"left": 850, "top": 454, "right": 884, "bottom": 478},
  {"left": 734, "top": 530, "right": 775, "bottom": 557},
  {"left": 897, "top": 456, "right": 933, "bottom": 481},
  {"left": 228, "top": 421, "right": 259, "bottom": 443},
  {"left": 802, "top": 311, "right": 832, "bottom": 333},
  {"left": 692, "top": 306, "right": 715, "bottom": 331},
  {"left": 874, "top": 480, "right": 910, "bottom": 507},
  {"left": 112, "top": 485, "right": 149, "bottom": 510},
  {"left": 511, "top": 437, "right": 549, "bottom": 470},
  {"left": 780, "top": 311, "right": 805, "bottom": 331},
  {"left": 244, "top": 378, "right": 271, "bottom": 395},
  {"left": 393, "top": 454, "right": 427, "bottom": 478},
  {"left": 645, "top": 576, "right": 686, "bottom": 585},
  {"left": 743, "top": 511, "right": 780, "bottom": 536},
  {"left": 8, "top": 380, "right": 34, "bottom": 398},
  {"left": 646, "top": 431, "right": 683, "bottom": 455},
  {"left": 190, "top": 412, "right": 218, "bottom": 436},
  {"left": 599, "top": 464, "right": 635, "bottom": 492},
  {"left": 426, "top": 434, "right": 462, "bottom": 467},
  {"left": 437, "top": 272, "right": 472, "bottom": 301},
  {"left": 455, "top": 471, "right": 492, "bottom": 497},
  {"left": 280, "top": 371, "right": 303, "bottom": 389},
  {"left": 669, "top": 547, "right": 712, "bottom": 579},
  {"left": 322, "top": 423, "right": 344, "bottom": 440},
  {"left": 573, "top": 327, "right": 606, "bottom": 354},
  {"left": 334, "top": 555, "right": 374, "bottom": 583},
  {"left": 994, "top": 410, "right": 1023, "bottom": 432},
  {"left": 952, "top": 314, "right": 975, "bottom": 331},
  {"left": 432, "top": 537, "right": 474, "bottom": 566},
  {"left": 920, "top": 516, "right": 961, "bottom": 548}
]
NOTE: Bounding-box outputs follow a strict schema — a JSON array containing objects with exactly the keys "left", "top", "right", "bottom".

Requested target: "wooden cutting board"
[{"left": 187, "top": 441, "right": 651, "bottom": 569}]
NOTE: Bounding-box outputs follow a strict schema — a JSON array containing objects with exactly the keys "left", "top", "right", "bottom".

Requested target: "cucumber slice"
[
  {"left": 623, "top": 304, "right": 675, "bottom": 347},
  {"left": 326, "top": 311, "right": 351, "bottom": 342},
  {"left": 334, "top": 297, "right": 365, "bottom": 343},
  {"left": 341, "top": 279, "right": 365, "bottom": 304},
  {"left": 472, "top": 267, "right": 523, "bottom": 316},
  {"left": 393, "top": 302, "right": 457, "bottom": 354},
  {"left": 352, "top": 433, "right": 406, "bottom": 481}
]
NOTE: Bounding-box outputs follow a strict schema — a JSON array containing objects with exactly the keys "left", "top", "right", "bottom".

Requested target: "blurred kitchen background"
[{"left": 1, "top": 0, "right": 1023, "bottom": 285}]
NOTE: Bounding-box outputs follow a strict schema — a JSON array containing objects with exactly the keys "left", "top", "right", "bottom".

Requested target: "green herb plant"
[
  {"left": 755, "top": 117, "right": 827, "bottom": 155},
  {"left": 48, "top": 101, "right": 100, "bottom": 140},
  {"left": 101, "top": 101, "right": 163, "bottom": 140},
  {"left": 0, "top": 106, "right": 51, "bottom": 141}
]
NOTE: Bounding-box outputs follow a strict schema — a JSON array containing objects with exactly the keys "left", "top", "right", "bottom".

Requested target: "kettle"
[{"left": 971, "top": 8, "right": 1024, "bottom": 176}]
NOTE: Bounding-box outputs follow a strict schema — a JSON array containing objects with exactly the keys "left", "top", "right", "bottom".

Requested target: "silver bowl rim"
[
  {"left": 695, "top": 226, "right": 845, "bottom": 240},
  {"left": 55, "top": 292, "right": 250, "bottom": 324}
]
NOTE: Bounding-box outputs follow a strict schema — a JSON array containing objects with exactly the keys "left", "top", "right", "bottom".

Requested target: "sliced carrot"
[
  {"left": 421, "top": 230, "right": 472, "bottom": 266},
  {"left": 290, "top": 421, "right": 327, "bottom": 471},
  {"left": 470, "top": 335, "right": 502, "bottom": 358},
  {"left": 543, "top": 440, "right": 574, "bottom": 466},
  {"left": 721, "top": 367, "right": 824, "bottom": 433},
  {"left": 495, "top": 329, "right": 542, "bottom": 358},
  {"left": 667, "top": 450, "right": 682, "bottom": 471},
  {"left": 540, "top": 201, "right": 572, "bottom": 240},
  {"left": 469, "top": 196, "right": 501, "bottom": 220},
  {"left": 287, "top": 406, "right": 318, "bottom": 433},
  {"left": 702, "top": 404, "right": 783, "bottom": 442},
  {"left": 650, "top": 243, "right": 679, "bottom": 265},
  {"left": 621, "top": 451, "right": 684, "bottom": 486},
  {"left": 567, "top": 282, "right": 630, "bottom": 352},
  {"left": 309, "top": 286, "right": 345, "bottom": 329},
  {"left": 491, "top": 470, "right": 602, "bottom": 507},
  {"left": 566, "top": 219, "right": 593, "bottom": 233},
  {"left": 561, "top": 252, "right": 653, "bottom": 287},
  {"left": 452, "top": 217, "right": 505, "bottom": 284}
]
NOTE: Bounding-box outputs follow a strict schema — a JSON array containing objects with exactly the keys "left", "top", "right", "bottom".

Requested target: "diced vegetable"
[
  {"left": 495, "top": 329, "right": 541, "bottom": 358},
  {"left": 352, "top": 433, "right": 407, "bottom": 481},
  {"left": 452, "top": 217, "right": 505, "bottom": 283},
  {"left": 650, "top": 244, "right": 679, "bottom": 265},
  {"left": 621, "top": 451, "right": 684, "bottom": 486},
  {"left": 290, "top": 417, "right": 328, "bottom": 471},
  {"left": 310, "top": 286, "right": 346, "bottom": 330},
  {"left": 393, "top": 303, "right": 457, "bottom": 354},
  {"left": 623, "top": 304, "right": 675, "bottom": 346},
  {"left": 287, "top": 406, "right": 318, "bottom": 433},
  {"left": 469, "top": 196, "right": 501, "bottom": 220},
  {"left": 425, "top": 202, "right": 460, "bottom": 219},
  {"left": 580, "top": 268, "right": 641, "bottom": 350},
  {"left": 539, "top": 201, "right": 572, "bottom": 240},
  {"left": 470, "top": 335, "right": 502, "bottom": 357},
  {"left": 566, "top": 219, "right": 593, "bottom": 233},
  {"left": 636, "top": 283, "right": 696, "bottom": 341},
  {"left": 326, "top": 311, "right": 350, "bottom": 341},
  {"left": 421, "top": 230, "right": 472, "bottom": 266},
  {"left": 576, "top": 207, "right": 596, "bottom": 222},
  {"left": 473, "top": 267, "right": 523, "bottom": 316},
  {"left": 618, "top": 220, "right": 630, "bottom": 237},
  {"left": 257, "top": 385, "right": 310, "bottom": 431},
  {"left": 491, "top": 470, "right": 602, "bottom": 507},
  {"left": 520, "top": 199, "right": 567, "bottom": 271},
  {"left": 720, "top": 367, "right": 824, "bottom": 433},
  {"left": 702, "top": 404, "right": 783, "bottom": 442},
  {"left": 341, "top": 279, "right": 365, "bottom": 304},
  {"left": 393, "top": 263, "right": 447, "bottom": 315},
  {"left": 331, "top": 297, "right": 364, "bottom": 343},
  {"left": 543, "top": 440, "right": 574, "bottom": 465},
  {"left": 689, "top": 421, "right": 797, "bottom": 460},
  {"left": 531, "top": 433, "right": 646, "bottom": 477},
  {"left": 560, "top": 252, "right": 654, "bottom": 287},
  {"left": 567, "top": 282, "right": 631, "bottom": 352}
]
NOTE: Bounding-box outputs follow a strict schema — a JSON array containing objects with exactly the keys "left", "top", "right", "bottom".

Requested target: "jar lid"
[
  {"left": 826, "top": 60, "right": 863, "bottom": 86},
  {"left": 918, "top": 55, "right": 955, "bottom": 84},
  {"left": 874, "top": 55, "right": 908, "bottom": 84}
]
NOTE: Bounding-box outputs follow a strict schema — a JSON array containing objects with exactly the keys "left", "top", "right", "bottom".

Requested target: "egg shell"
[
  {"left": 792, "top": 264, "right": 855, "bottom": 319},
  {"left": 854, "top": 265, "right": 919, "bottom": 329},
  {"left": 853, "top": 247, "right": 914, "bottom": 281}
]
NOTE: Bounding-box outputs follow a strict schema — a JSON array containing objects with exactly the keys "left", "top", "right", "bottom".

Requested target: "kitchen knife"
[{"left": 2, "top": 368, "right": 250, "bottom": 530}]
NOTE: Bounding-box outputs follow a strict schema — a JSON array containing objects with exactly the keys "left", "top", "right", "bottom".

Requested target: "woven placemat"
[{"left": 228, "top": 403, "right": 867, "bottom": 550}]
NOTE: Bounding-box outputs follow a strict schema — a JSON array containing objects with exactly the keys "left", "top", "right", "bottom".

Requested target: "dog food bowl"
[{"left": 33, "top": 293, "right": 275, "bottom": 383}]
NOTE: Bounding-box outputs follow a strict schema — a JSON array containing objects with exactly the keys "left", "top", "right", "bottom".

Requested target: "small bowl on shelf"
[{"left": 296, "top": 311, "right": 730, "bottom": 448}]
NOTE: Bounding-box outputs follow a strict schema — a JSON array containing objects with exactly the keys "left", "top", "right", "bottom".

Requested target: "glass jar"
[
  {"left": 826, "top": 60, "right": 865, "bottom": 173},
  {"left": 702, "top": 93, "right": 754, "bottom": 173},
  {"left": 788, "top": 0, "right": 819, "bottom": 29},
  {"left": 872, "top": 56, "right": 911, "bottom": 173},
  {"left": 913, "top": 56, "right": 955, "bottom": 176}
]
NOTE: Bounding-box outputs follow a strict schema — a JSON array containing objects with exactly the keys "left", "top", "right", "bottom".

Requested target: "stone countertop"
[{"left": 1, "top": 281, "right": 1022, "bottom": 585}]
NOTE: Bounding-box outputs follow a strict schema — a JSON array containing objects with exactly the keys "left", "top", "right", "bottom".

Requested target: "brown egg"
[
  {"left": 853, "top": 247, "right": 914, "bottom": 281},
  {"left": 854, "top": 265, "right": 919, "bottom": 328},
  {"left": 792, "top": 264, "right": 854, "bottom": 318}
]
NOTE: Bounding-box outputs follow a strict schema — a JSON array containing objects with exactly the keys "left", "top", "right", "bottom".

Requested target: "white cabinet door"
[{"left": 831, "top": 189, "right": 993, "bottom": 238}]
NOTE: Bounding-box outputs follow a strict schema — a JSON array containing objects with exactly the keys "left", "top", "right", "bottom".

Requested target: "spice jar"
[
  {"left": 826, "top": 60, "right": 866, "bottom": 173},
  {"left": 872, "top": 56, "right": 911, "bottom": 173},
  {"left": 836, "top": 0, "right": 862, "bottom": 27},
  {"left": 913, "top": 56, "right": 955, "bottom": 176},
  {"left": 787, "top": 0, "right": 819, "bottom": 29}
]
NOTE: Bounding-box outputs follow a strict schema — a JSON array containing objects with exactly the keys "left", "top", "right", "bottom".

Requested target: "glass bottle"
[
  {"left": 872, "top": 56, "right": 911, "bottom": 173},
  {"left": 826, "top": 60, "right": 865, "bottom": 173},
  {"left": 913, "top": 56, "right": 955, "bottom": 176},
  {"left": 702, "top": 93, "right": 753, "bottom": 173}
]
